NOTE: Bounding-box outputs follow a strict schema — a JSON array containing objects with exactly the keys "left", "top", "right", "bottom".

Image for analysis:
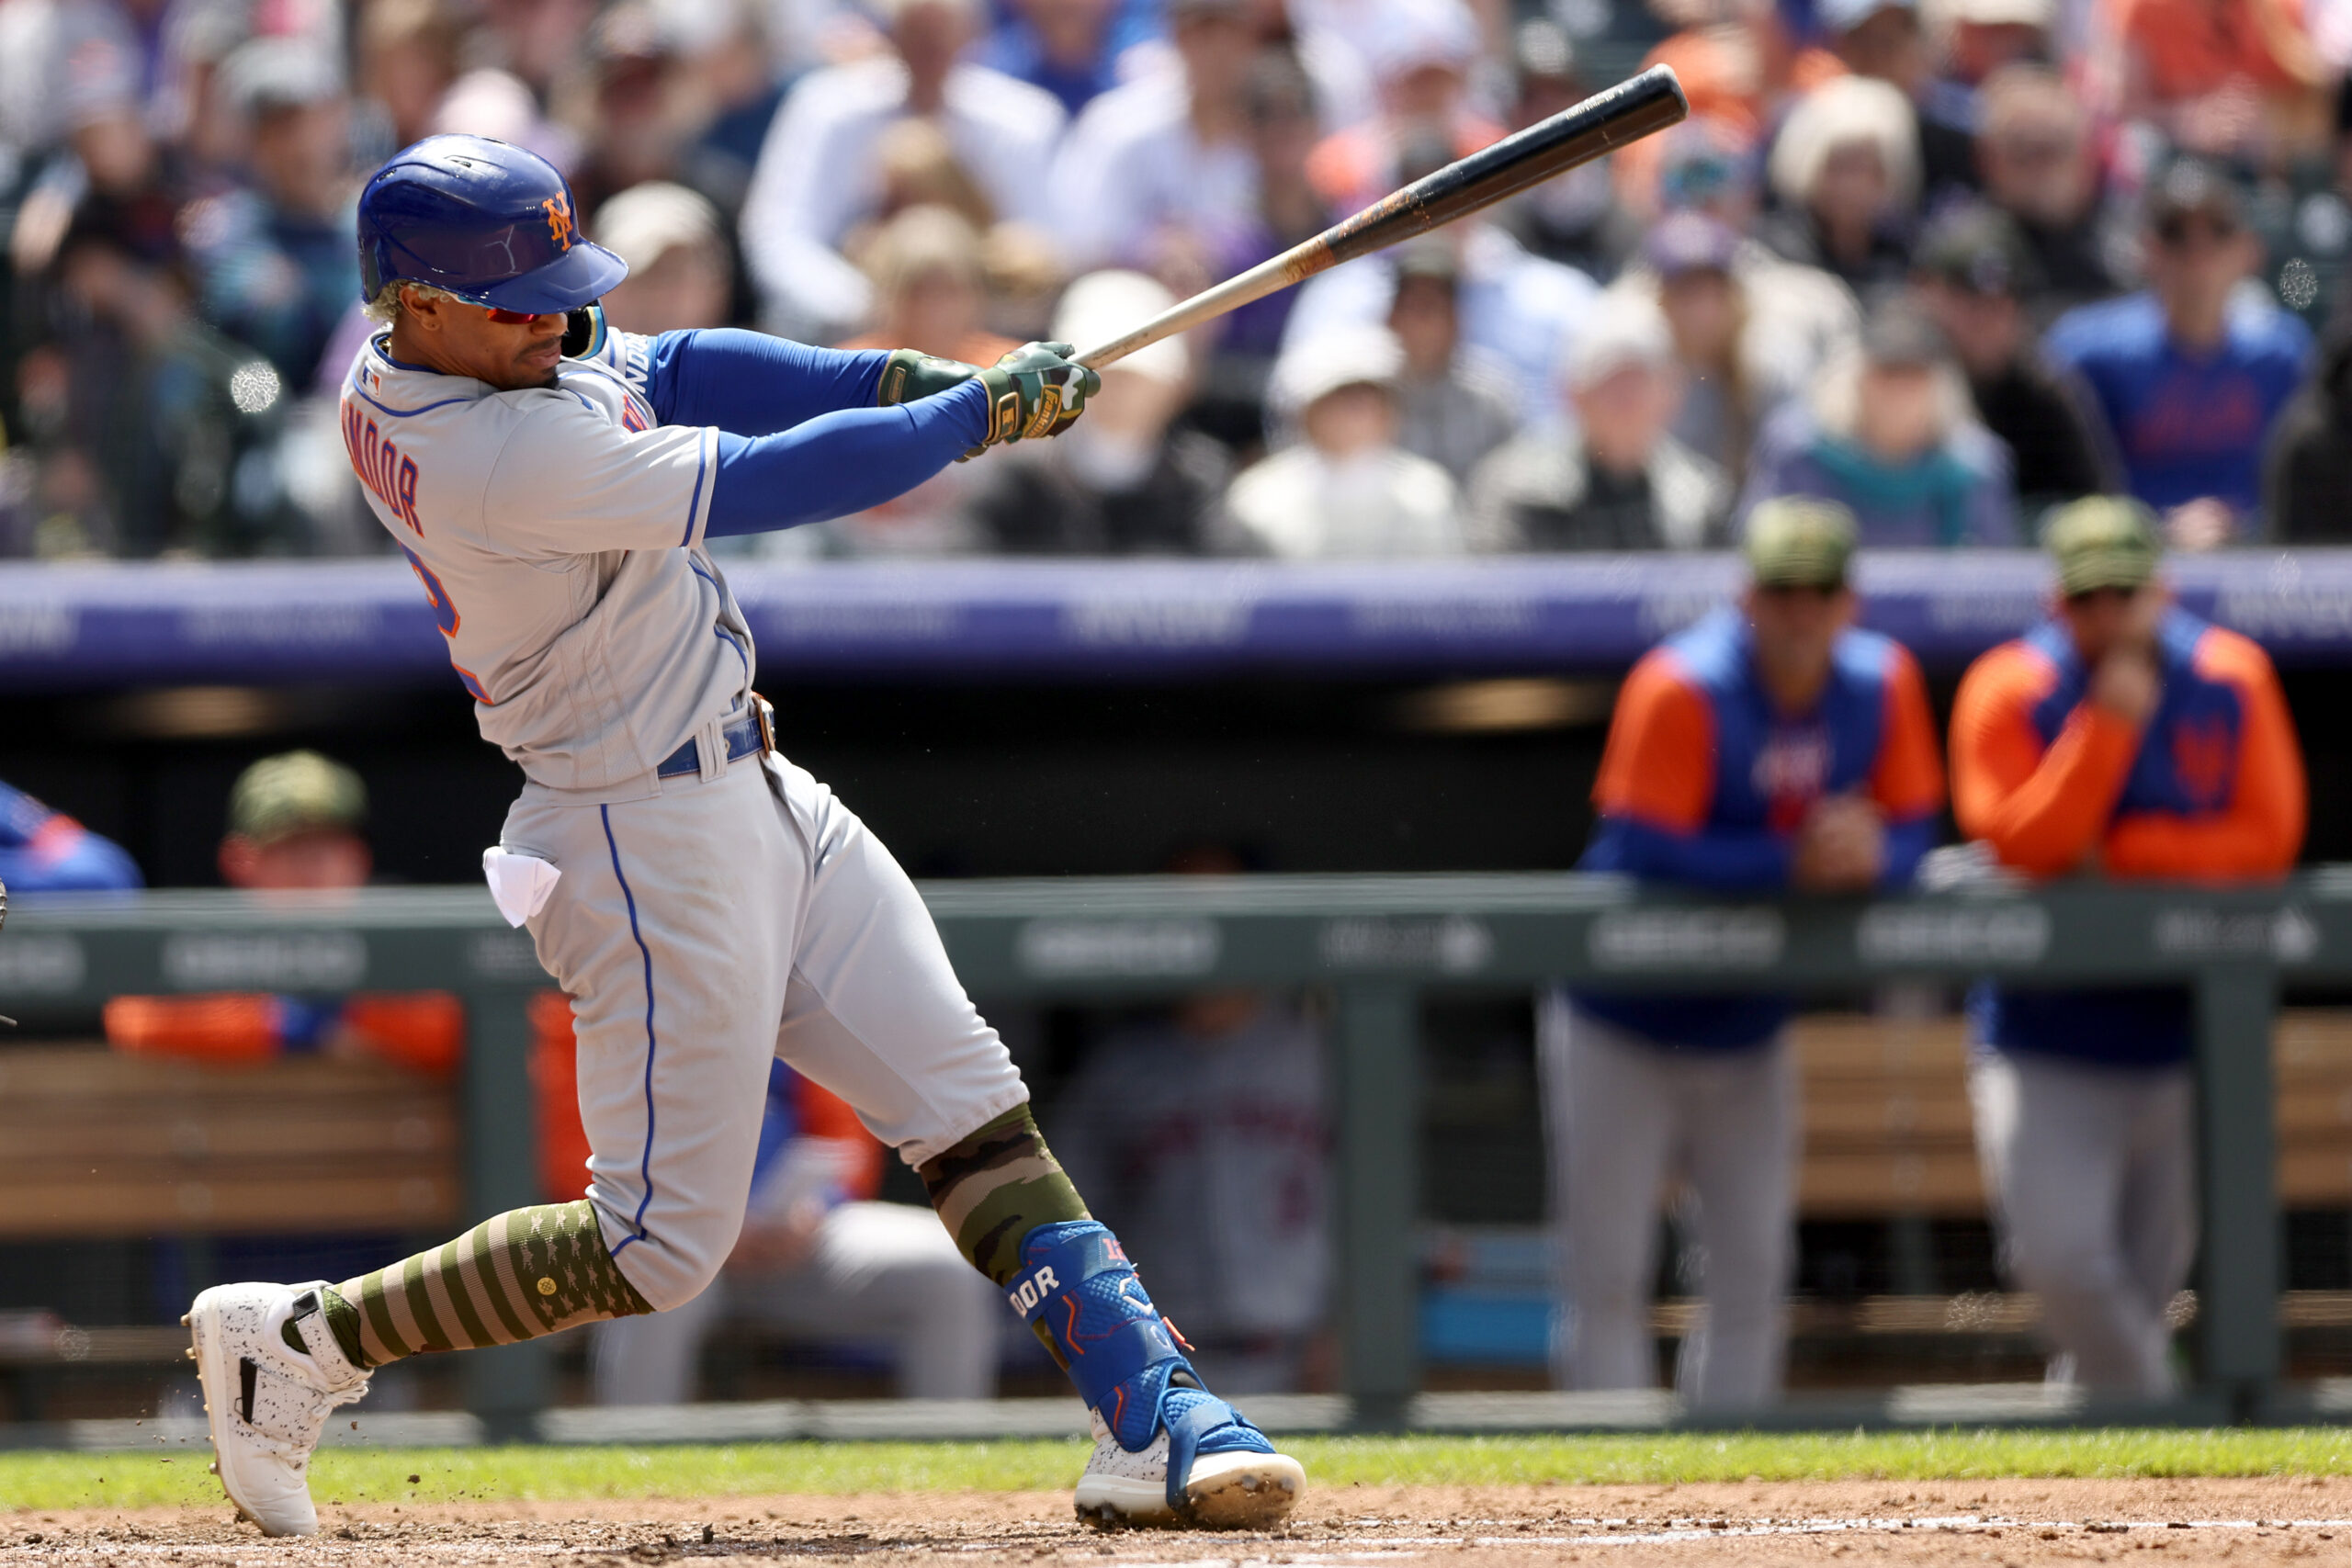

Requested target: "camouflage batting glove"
[
  {"left": 974, "top": 341, "right": 1101, "bottom": 447},
  {"left": 877, "top": 349, "right": 996, "bottom": 460},
  {"left": 876, "top": 348, "right": 983, "bottom": 407}
]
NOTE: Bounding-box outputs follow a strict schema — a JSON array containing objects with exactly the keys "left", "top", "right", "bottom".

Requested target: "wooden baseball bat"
[{"left": 1073, "top": 63, "right": 1689, "bottom": 371}]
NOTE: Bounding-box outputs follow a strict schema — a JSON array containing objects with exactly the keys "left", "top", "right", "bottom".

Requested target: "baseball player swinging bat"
[
  {"left": 180, "top": 70, "right": 1690, "bottom": 1543},
  {"left": 1075, "top": 63, "right": 1689, "bottom": 371}
]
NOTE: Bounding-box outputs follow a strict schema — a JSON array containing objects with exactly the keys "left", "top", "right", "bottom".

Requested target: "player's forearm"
[
  {"left": 1878, "top": 815, "right": 1939, "bottom": 889},
  {"left": 703, "top": 380, "right": 990, "bottom": 536},
  {"left": 649, "top": 329, "right": 890, "bottom": 436},
  {"left": 1592, "top": 818, "right": 1793, "bottom": 890}
]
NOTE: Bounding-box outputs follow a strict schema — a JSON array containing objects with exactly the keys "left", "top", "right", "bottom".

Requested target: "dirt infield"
[{"left": 9, "top": 1479, "right": 2352, "bottom": 1565}]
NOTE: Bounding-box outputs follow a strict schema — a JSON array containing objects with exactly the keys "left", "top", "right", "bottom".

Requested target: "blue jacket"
[
  {"left": 1951, "top": 607, "right": 2305, "bottom": 1066},
  {"left": 1572, "top": 608, "right": 1944, "bottom": 1049}
]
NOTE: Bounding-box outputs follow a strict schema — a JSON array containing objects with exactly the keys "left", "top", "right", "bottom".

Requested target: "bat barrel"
[
  {"left": 1074, "top": 65, "right": 1687, "bottom": 370},
  {"left": 1319, "top": 64, "right": 1688, "bottom": 266}
]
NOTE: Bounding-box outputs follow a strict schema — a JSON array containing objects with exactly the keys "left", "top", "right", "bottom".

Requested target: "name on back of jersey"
[{"left": 341, "top": 395, "right": 424, "bottom": 534}]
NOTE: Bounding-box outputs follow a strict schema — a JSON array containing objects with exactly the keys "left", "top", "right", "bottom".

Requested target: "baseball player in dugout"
[
  {"left": 1543, "top": 499, "right": 1945, "bottom": 1411},
  {"left": 182, "top": 134, "right": 1306, "bottom": 1536},
  {"left": 1951, "top": 499, "right": 2306, "bottom": 1398}
]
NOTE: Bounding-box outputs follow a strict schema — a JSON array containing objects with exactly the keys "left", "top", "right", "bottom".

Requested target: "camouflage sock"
[
  {"left": 285, "top": 1200, "right": 653, "bottom": 1369},
  {"left": 918, "top": 1104, "right": 1089, "bottom": 1287}
]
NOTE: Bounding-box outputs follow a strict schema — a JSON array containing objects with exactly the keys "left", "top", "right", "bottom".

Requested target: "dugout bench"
[{"left": 1, "top": 874, "right": 2347, "bottom": 1431}]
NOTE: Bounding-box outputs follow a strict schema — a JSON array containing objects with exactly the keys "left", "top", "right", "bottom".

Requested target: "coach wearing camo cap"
[
  {"left": 1544, "top": 500, "right": 1943, "bottom": 1410},
  {"left": 1951, "top": 498, "right": 2305, "bottom": 1396}
]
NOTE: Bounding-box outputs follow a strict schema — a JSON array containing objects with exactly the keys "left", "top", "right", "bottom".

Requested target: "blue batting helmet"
[{"left": 356, "top": 135, "right": 626, "bottom": 314}]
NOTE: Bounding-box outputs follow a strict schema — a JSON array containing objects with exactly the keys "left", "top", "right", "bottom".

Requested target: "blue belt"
[{"left": 656, "top": 709, "right": 769, "bottom": 780}]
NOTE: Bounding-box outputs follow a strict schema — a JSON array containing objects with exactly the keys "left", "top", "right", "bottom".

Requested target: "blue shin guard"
[{"left": 1007, "top": 1221, "right": 1276, "bottom": 1510}]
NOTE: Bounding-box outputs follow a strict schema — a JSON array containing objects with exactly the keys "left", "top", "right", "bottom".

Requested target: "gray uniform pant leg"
[
  {"left": 1968, "top": 1048, "right": 2196, "bottom": 1398},
  {"left": 589, "top": 1201, "right": 1001, "bottom": 1404},
  {"left": 508, "top": 754, "right": 1026, "bottom": 1315},
  {"left": 1540, "top": 997, "right": 1796, "bottom": 1410}
]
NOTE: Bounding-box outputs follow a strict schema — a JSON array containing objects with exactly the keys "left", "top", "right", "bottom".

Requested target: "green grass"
[{"left": 10, "top": 1429, "right": 2352, "bottom": 1513}]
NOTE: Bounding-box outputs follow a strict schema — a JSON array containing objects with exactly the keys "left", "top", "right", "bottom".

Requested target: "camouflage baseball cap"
[
  {"left": 229, "top": 750, "right": 367, "bottom": 844},
  {"left": 1745, "top": 498, "right": 1858, "bottom": 589},
  {"left": 2044, "top": 496, "right": 2160, "bottom": 595}
]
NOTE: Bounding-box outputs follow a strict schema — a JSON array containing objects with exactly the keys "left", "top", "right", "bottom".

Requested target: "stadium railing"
[{"left": 0, "top": 874, "right": 2341, "bottom": 1432}]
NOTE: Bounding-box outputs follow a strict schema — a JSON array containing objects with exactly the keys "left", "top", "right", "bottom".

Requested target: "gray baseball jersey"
[
  {"left": 337, "top": 328, "right": 750, "bottom": 795},
  {"left": 337, "top": 324, "right": 1028, "bottom": 1315}
]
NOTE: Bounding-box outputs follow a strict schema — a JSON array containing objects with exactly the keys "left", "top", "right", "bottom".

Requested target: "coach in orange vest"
[{"left": 1950, "top": 498, "right": 2305, "bottom": 1396}]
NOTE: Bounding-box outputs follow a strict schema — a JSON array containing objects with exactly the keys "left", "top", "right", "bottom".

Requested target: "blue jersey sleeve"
[
  {"left": 0, "top": 828, "right": 144, "bottom": 893},
  {"left": 647, "top": 328, "right": 892, "bottom": 436},
  {"left": 703, "top": 379, "right": 992, "bottom": 536},
  {"left": 1587, "top": 817, "right": 1794, "bottom": 891}
]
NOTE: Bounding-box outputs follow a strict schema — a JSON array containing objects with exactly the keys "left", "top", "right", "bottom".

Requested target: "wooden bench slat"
[
  {"left": 2, "top": 1168, "right": 460, "bottom": 1238},
  {"left": 0, "top": 1109, "right": 455, "bottom": 1163},
  {"left": 0, "top": 1044, "right": 460, "bottom": 1240}
]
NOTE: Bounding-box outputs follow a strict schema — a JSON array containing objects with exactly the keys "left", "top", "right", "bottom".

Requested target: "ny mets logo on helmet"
[{"left": 542, "top": 194, "right": 575, "bottom": 251}]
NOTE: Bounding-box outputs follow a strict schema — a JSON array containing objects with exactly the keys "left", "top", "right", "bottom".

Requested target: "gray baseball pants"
[
  {"left": 1967, "top": 1046, "right": 2195, "bottom": 1398},
  {"left": 1538, "top": 995, "right": 1797, "bottom": 1411},
  {"left": 503, "top": 751, "right": 1031, "bottom": 1314}
]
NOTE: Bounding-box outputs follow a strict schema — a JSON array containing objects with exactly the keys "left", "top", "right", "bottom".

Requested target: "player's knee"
[
  {"left": 610, "top": 1209, "right": 744, "bottom": 1314},
  {"left": 2001, "top": 1216, "right": 2118, "bottom": 1297}
]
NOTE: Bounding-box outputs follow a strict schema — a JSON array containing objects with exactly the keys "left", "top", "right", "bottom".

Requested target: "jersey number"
[{"left": 401, "top": 546, "right": 492, "bottom": 703}]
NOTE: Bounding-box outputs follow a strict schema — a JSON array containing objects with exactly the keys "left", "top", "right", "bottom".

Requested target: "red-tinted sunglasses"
[{"left": 480, "top": 303, "right": 558, "bottom": 324}]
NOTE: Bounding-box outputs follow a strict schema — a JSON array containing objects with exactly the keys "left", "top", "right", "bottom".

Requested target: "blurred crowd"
[{"left": 7, "top": 0, "right": 2352, "bottom": 558}]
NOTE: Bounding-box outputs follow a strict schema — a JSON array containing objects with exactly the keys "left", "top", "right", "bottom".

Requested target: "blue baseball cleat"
[{"left": 1007, "top": 1222, "right": 1305, "bottom": 1529}]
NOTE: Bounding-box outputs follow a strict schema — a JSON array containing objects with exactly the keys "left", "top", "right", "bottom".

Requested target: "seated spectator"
[
  {"left": 1304, "top": 0, "right": 1500, "bottom": 218},
  {"left": 1048, "top": 0, "right": 1259, "bottom": 290},
  {"left": 662, "top": 0, "right": 795, "bottom": 220},
  {"left": 1929, "top": 0, "right": 2053, "bottom": 110},
  {"left": 2045, "top": 158, "right": 2311, "bottom": 546},
  {"left": 965, "top": 269, "right": 1230, "bottom": 552},
  {"left": 34, "top": 222, "right": 301, "bottom": 558},
  {"left": 739, "top": 0, "right": 1066, "bottom": 341},
  {"left": 1387, "top": 242, "right": 1520, "bottom": 485},
  {"left": 1913, "top": 205, "right": 2118, "bottom": 513},
  {"left": 356, "top": 0, "right": 464, "bottom": 157},
  {"left": 1950, "top": 499, "right": 2304, "bottom": 1395},
  {"left": 838, "top": 204, "right": 1019, "bottom": 364},
  {"left": 1741, "top": 297, "right": 2018, "bottom": 545},
  {"left": 1545, "top": 500, "right": 1943, "bottom": 1411},
  {"left": 565, "top": 5, "right": 701, "bottom": 219},
  {"left": 2264, "top": 319, "right": 2352, "bottom": 540},
  {"left": 1226, "top": 328, "right": 1464, "bottom": 556},
  {"left": 1180, "top": 50, "right": 1334, "bottom": 446},
  {"left": 799, "top": 205, "right": 1016, "bottom": 555},
  {"left": 594, "top": 182, "right": 736, "bottom": 335},
  {"left": 2094, "top": 0, "right": 2329, "bottom": 158},
  {"left": 590, "top": 1057, "right": 1001, "bottom": 1404},
  {"left": 978, "top": 0, "right": 1128, "bottom": 117},
  {"left": 0, "top": 778, "right": 141, "bottom": 894},
  {"left": 1759, "top": 76, "right": 1922, "bottom": 304},
  {"left": 182, "top": 39, "right": 361, "bottom": 389},
  {"left": 1615, "top": 115, "right": 1765, "bottom": 242},
  {"left": 1050, "top": 847, "right": 1329, "bottom": 1394},
  {"left": 432, "top": 68, "right": 576, "bottom": 173},
  {"left": 1283, "top": 138, "right": 1600, "bottom": 406},
  {"left": 1618, "top": 210, "right": 1861, "bottom": 478},
  {"left": 1498, "top": 20, "right": 1622, "bottom": 276},
  {"left": 1973, "top": 65, "right": 2128, "bottom": 318},
  {"left": 1820, "top": 0, "right": 1975, "bottom": 202},
  {"left": 1468, "top": 296, "right": 1731, "bottom": 550}
]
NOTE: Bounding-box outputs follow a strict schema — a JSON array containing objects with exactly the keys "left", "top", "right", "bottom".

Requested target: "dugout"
[{"left": 6, "top": 550, "right": 2352, "bottom": 1417}]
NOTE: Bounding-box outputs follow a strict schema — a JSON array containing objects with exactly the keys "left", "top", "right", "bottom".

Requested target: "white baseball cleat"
[
  {"left": 185, "top": 1280, "right": 370, "bottom": 1537},
  {"left": 1073, "top": 1405, "right": 1306, "bottom": 1529}
]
